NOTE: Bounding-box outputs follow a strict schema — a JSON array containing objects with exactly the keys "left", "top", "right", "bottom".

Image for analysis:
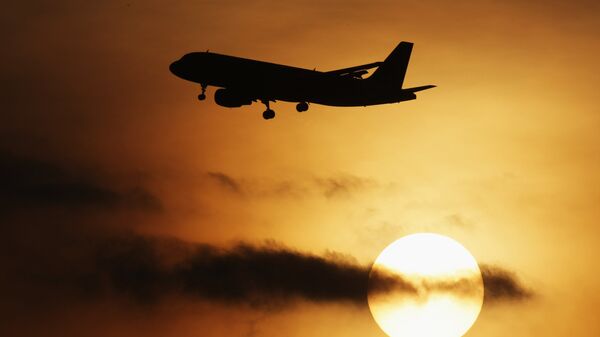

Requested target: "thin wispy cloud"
[{"left": 206, "top": 171, "right": 379, "bottom": 199}]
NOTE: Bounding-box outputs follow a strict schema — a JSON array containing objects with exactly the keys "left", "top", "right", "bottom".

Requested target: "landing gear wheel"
[
  {"left": 296, "top": 102, "right": 309, "bottom": 112},
  {"left": 262, "top": 109, "right": 275, "bottom": 120},
  {"left": 260, "top": 99, "right": 275, "bottom": 120}
]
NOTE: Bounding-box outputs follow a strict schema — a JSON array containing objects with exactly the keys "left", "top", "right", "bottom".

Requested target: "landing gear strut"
[
  {"left": 261, "top": 99, "right": 275, "bottom": 120},
  {"left": 197, "top": 83, "right": 207, "bottom": 101},
  {"left": 296, "top": 102, "right": 309, "bottom": 112}
]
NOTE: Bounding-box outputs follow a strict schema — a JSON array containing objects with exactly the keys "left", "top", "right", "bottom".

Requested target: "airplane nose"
[{"left": 169, "top": 61, "right": 180, "bottom": 76}]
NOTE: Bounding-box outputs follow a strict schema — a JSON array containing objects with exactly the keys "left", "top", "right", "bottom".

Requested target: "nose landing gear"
[{"left": 197, "top": 83, "right": 207, "bottom": 101}]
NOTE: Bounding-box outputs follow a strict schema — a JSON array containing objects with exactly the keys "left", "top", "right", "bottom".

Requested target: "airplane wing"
[{"left": 325, "top": 61, "right": 382, "bottom": 78}]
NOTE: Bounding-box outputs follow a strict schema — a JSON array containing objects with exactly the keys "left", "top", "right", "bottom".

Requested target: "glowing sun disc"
[{"left": 368, "top": 233, "right": 483, "bottom": 337}]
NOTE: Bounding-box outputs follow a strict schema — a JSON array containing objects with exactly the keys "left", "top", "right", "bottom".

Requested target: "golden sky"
[{"left": 1, "top": 1, "right": 599, "bottom": 337}]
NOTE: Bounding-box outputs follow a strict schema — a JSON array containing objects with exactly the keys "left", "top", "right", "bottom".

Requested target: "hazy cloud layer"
[
  {"left": 0, "top": 152, "right": 162, "bottom": 212},
  {"left": 0, "top": 154, "right": 531, "bottom": 311}
]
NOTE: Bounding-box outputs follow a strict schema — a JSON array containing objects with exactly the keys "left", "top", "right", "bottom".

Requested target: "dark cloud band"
[
  {"left": 0, "top": 152, "right": 162, "bottom": 211},
  {"left": 28, "top": 234, "right": 530, "bottom": 308}
]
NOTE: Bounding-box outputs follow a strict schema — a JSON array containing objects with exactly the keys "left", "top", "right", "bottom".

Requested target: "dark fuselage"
[{"left": 169, "top": 52, "right": 417, "bottom": 106}]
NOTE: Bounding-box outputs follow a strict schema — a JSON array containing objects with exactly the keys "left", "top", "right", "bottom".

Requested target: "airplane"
[{"left": 169, "top": 41, "right": 435, "bottom": 120}]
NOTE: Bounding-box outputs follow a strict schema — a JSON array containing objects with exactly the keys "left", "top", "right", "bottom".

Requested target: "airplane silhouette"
[{"left": 170, "top": 41, "right": 434, "bottom": 120}]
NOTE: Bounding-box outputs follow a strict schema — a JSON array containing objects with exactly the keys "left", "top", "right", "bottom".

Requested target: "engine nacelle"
[{"left": 214, "top": 89, "right": 252, "bottom": 108}]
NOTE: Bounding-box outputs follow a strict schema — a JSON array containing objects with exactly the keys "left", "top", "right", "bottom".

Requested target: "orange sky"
[{"left": 1, "top": 1, "right": 599, "bottom": 337}]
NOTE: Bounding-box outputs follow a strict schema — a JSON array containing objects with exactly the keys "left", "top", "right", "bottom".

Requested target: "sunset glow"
[{"left": 2, "top": 1, "right": 599, "bottom": 337}]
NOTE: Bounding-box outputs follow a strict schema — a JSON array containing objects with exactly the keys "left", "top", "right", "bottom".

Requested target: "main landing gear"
[
  {"left": 261, "top": 99, "right": 275, "bottom": 120},
  {"left": 197, "top": 83, "right": 207, "bottom": 100},
  {"left": 261, "top": 101, "right": 309, "bottom": 119},
  {"left": 296, "top": 102, "right": 309, "bottom": 112}
]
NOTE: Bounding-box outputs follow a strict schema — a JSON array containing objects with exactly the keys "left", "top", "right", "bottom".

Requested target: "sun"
[{"left": 368, "top": 233, "right": 484, "bottom": 337}]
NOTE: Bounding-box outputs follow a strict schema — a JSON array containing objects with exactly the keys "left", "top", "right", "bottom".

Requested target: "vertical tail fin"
[{"left": 369, "top": 42, "right": 413, "bottom": 88}]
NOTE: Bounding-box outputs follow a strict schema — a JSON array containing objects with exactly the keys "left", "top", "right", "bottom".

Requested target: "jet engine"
[{"left": 214, "top": 89, "right": 253, "bottom": 108}]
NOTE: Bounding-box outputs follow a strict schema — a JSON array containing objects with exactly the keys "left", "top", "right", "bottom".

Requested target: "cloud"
[
  {"left": 0, "top": 152, "right": 162, "bottom": 212},
  {"left": 480, "top": 265, "right": 532, "bottom": 302},
  {"left": 314, "top": 174, "right": 377, "bottom": 199},
  {"left": 369, "top": 264, "right": 531, "bottom": 302},
  {"left": 369, "top": 268, "right": 482, "bottom": 299},
  {"left": 445, "top": 213, "right": 475, "bottom": 228},
  {"left": 8, "top": 230, "right": 531, "bottom": 309},
  {"left": 87, "top": 237, "right": 371, "bottom": 308},
  {"left": 207, "top": 172, "right": 244, "bottom": 195},
  {"left": 205, "top": 172, "right": 377, "bottom": 199}
]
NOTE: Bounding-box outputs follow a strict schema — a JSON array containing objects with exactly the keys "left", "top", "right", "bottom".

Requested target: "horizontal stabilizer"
[
  {"left": 403, "top": 85, "right": 436, "bottom": 93},
  {"left": 326, "top": 61, "right": 382, "bottom": 76}
]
